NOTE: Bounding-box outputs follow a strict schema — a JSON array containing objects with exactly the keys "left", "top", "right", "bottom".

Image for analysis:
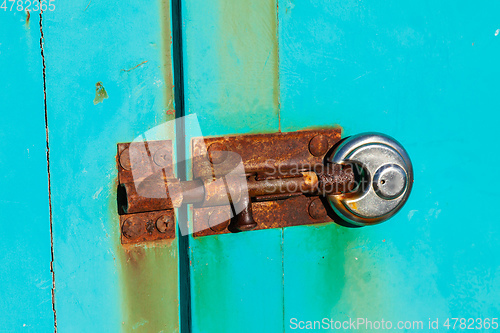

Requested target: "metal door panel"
[
  {"left": 42, "top": 1, "right": 180, "bottom": 331},
  {"left": 279, "top": 1, "right": 500, "bottom": 330},
  {"left": 0, "top": 13, "right": 55, "bottom": 332},
  {"left": 180, "top": 0, "right": 283, "bottom": 332}
]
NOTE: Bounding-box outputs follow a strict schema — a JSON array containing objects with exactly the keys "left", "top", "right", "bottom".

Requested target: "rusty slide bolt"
[
  {"left": 231, "top": 195, "right": 257, "bottom": 232},
  {"left": 119, "top": 165, "right": 356, "bottom": 215}
]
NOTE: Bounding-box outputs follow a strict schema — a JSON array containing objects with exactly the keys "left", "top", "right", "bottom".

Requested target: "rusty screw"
[
  {"left": 207, "top": 142, "right": 229, "bottom": 165},
  {"left": 156, "top": 214, "right": 173, "bottom": 233},
  {"left": 208, "top": 209, "right": 231, "bottom": 232},
  {"left": 309, "top": 134, "right": 329, "bottom": 157},
  {"left": 119, "top": 147, "right": 132, "bottom": 171},
  {"left": 308, "top": 198, "right": 327, "bottom": 220},
  {"left": 153, "top": 147, "right": 171, "bottom": 168},
  {"left": 122, "top": 216, "right": 144, "bottom": 239}
]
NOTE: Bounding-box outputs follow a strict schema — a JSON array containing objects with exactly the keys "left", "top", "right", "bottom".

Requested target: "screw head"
[
  {"left": 207, "top": 142, "right": 229, "bottom": 165},
  {"left": 119, "top": 147, "right": 132, "bottom": 171},
  {"left": 208, "top": 209, "right": 231, "bottom": 232},
  {"left": 122, "top": 216, "right": 144, "bottom": 239},
  {"left": 308, "top": 198, "right": 327, "bottom": 220},
  {"left": 153, "top": 147, "right": 171, "bottom": 168},
  {"left": 309, "top": 135, "right": 329, "bottom": 157},
  {"left": 156, "top": 214, "right": 173, "bottom": 233}
]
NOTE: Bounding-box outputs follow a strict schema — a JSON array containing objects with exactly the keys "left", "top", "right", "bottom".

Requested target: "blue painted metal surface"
[
  {"left": 279, "top": 0, "right": 500, "bottom": 331},
  {"left": 181, "top": 0, "right": 284, "bottom": 332},
  {"left": 41, "top": 1, "right": 180, "bottom": 331},
  {"left": 0, "top": 12, "right": 55, "bottom": 332},
  {"left": 3, "top": 1, "right": 500, "bottom": 331},
  {"left": 183, "top": 1, "right": 500, "bottom": 332}
]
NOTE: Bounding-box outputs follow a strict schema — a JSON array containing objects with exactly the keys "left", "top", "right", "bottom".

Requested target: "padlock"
[{"left": 327, "top": 133, "right": 413, "bottom": 226}]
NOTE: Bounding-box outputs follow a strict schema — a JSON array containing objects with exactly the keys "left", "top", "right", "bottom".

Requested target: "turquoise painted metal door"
[
  {"left": 2, "top": 0, "right": 500, "bottom": 332},
  {"left": 1, "top": 1, "right": 182, "bottom": 332},
  {"left": 181, "top": 0, "right": 500, "bottom": 332}
]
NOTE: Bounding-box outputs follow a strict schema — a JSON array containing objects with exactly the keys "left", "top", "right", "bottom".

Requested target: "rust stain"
[
  {"left": 118, "top": 242, "right": 179, "bottom": 332},
  {"left": 121, "top": 60, "right": 148, "bottom": 73},
  {"left": 110, "top": 182, "right": 179, "bottom": 332},
  {"left": 25, "top": 10, "right": 30, "bottom": 26},
  {"left": 93, "top": 82, "right": 108, "bottom": 105}
]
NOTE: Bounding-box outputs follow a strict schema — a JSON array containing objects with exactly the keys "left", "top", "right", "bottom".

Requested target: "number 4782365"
[{"left": 1, "top": 0, "right": 56, "bottom": 11}]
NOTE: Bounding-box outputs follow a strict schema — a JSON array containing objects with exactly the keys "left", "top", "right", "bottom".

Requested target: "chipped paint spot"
[
  {"left": 94, "top": 81, "right": 108, "bottom": 105},
  {"left": 496, "top": 29, "right": 500, "bottom": 36}
]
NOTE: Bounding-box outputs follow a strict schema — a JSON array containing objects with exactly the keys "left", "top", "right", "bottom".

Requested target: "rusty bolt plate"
[
  {"left": 120, "top": 210, "right": 175, "bottom": 245},
  {"left": 192, "top": 128, "right": 341, "bottom": 237},
  {"left": 192, "top": 128, "right": 341, "bottom": 179},
  {"left": 193, "top": 195, "right": 333, "bottom": 237},
  {"left": 117, "top": 140, "right": 173, "bottom": 185}
]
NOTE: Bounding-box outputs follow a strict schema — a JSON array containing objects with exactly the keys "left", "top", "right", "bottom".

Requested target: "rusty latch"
[{"left": 117, "top": 128, "right": 357, "bottom": 244}]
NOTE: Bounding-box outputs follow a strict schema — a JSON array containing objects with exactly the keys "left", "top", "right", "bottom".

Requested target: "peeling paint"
[{"left": 93, "top": 81, "right": 108, "bottom": 105}]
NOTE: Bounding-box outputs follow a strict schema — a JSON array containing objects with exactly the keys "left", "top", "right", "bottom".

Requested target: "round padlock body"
[{"left": 327, "top": 133, "right": 413, "bottom": 226}]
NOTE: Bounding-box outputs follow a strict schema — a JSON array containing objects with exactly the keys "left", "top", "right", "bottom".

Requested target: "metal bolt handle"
[{"left": 327, "top": 133, "right": 413, "bottom": 226}]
